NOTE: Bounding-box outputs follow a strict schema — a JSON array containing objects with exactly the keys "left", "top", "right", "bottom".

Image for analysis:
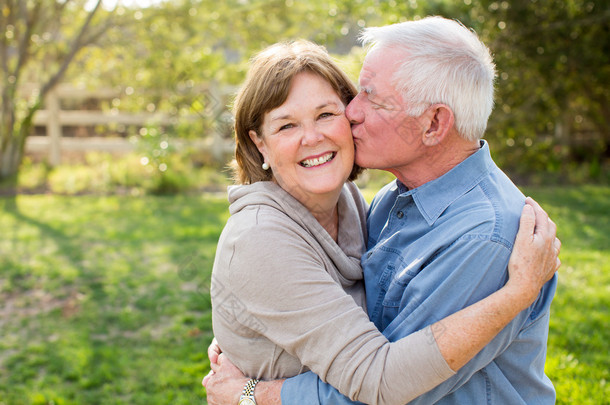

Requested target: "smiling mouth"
[{"left": 299, "top": 152, "right": 336, "bottom": 168}]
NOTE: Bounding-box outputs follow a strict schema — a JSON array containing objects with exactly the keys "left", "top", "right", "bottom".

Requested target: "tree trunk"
[
  {"left": 0, "top": 131, "right": 25, "bottom": 183},
  {"left": 1, "top": 83, "right": 21, "bottom": 186},
  {"left": 0, "top": 135, "right": 23, "bottom": 196},
  {"left": 0, "top": 95, "right": 40, "bottom": 185}
]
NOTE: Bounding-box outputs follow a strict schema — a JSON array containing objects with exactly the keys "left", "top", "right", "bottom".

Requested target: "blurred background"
[{"left": 1, "top": 0, "right": 608, "bottom": 404}]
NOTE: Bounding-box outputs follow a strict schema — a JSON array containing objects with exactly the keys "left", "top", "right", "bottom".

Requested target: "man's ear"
[
  {"left": 421, "top": 104, "right": 454, "bottom": 146},
  {"left": 249, "top": 130, "right": 268, "bottom": 160}
]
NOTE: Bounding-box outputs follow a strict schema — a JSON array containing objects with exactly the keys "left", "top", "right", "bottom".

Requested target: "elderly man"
[{"left": 206, "top": 16, "right": 557, "bottom": 404}]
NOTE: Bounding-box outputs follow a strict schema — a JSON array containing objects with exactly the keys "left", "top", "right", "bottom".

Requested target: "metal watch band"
[{"left": 242, "top": 378, "right": 259, "bottom": 397}]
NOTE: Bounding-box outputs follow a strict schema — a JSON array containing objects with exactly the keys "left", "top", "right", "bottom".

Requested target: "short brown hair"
[{"left": 231, "top": 40, "right": 362, "bottom": 184}]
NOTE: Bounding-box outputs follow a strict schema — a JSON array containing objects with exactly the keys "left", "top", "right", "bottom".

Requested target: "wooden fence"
[{"left": 25, "top": 84, "right": 234, "bottom": 165}]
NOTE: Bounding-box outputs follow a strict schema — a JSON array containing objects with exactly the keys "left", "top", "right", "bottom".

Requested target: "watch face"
[{"left": 238, "top": 398, "right": 256, "bottom": 405}]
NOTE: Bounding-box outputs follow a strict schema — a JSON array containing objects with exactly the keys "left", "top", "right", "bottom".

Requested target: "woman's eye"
[
  {"left": 279, "top": 123, "right": 294, "bottom": 131},
  {"left": 318, "top": 112, "right": 334, "bottom": 119}
]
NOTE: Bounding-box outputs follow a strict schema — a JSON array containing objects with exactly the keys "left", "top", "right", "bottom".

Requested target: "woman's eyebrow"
[
  {"left": 315, "top": 101, "right": 340, "bottom": 109},
  {"left": 269, "top": 113, "right": 293, "bottom": 122}
]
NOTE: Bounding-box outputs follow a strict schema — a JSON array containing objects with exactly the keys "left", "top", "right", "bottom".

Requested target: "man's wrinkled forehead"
[
  {"left": 360, "top": 46, "right": 383, "bottom": 76},
  {"left": 359, "top": 45, "right": 403, "bottom": 92},
  {"left": 359, "top": 66, "right": 376, "bottom": 90}
]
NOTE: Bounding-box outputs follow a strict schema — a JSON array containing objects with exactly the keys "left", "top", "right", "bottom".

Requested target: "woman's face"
[{"left": 250, "top": 71, "right": 354, "bottom": 207}]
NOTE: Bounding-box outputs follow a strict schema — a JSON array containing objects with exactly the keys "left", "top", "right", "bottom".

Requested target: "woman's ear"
[
  {"left": 249, "top": 130, "right": 268, "bottom": 161},
  {"left": 421, "top": 104, "right": 454, "bottom": 146}
]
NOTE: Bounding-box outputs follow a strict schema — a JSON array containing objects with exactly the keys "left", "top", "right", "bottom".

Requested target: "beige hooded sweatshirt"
[{"left": 211, "top": 181, "right": 454, "bottom": 405}]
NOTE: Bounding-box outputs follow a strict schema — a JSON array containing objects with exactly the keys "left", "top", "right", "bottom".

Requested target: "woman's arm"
[{"left": 204, "top": 198, "right": 560, "bottom": 405}]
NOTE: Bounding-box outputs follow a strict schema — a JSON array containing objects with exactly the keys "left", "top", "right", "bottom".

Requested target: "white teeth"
[{"left": 300, "top": 152, "right": 335, "bottom": 168}]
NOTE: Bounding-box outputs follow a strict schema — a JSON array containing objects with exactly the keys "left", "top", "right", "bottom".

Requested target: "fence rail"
[{"left": 25, "top": 84, "right": 233, "bottom": 165}]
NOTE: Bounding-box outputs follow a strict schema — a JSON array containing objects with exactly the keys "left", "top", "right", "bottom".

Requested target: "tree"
[
  {"left": 476, "top": 0, "right": 610, "bottom": 182},
  {"left": 0, "top": 0, "right": 114, "bottom": 184}
]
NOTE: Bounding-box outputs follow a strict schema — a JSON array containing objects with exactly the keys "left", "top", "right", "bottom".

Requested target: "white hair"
[{"left": 360, "top": 16, "right": 496, "bottom": 141}]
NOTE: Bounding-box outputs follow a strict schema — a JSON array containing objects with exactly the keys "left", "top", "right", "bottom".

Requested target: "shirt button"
[{"left": 397, "top": 211, "right": 404, "bottom": 219}]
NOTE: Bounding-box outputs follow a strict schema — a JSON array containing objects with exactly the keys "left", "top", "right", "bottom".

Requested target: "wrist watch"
[{"left": 238, "top": 378, "right": 259, "bottom": 405}]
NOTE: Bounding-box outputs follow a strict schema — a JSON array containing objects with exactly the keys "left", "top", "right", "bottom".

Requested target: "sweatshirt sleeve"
[{"left": 219, "top": 219, "right": 454, "bottom": 405}]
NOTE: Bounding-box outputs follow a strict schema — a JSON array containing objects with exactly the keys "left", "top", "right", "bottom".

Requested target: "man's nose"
[{"left": 346, "top": 94, "right": 364, "bottom": 124}]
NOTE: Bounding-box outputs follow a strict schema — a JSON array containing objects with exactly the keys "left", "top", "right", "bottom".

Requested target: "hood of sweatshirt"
[{"left": 226, "top": 181, "right": 365, "bottom": 286}]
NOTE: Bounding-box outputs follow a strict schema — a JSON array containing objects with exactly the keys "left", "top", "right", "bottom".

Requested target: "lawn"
[{"left": 0, "top": 185, "right": 608, "bottom": 404}]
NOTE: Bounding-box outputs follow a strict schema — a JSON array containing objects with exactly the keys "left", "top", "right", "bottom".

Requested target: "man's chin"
[
  {"left": 354, "top": 151, "right": 368, "bottom": 168},
  {"left": 355, "top": 153, "right": 376, "bottom": 170},
  {"left": 354, "top": 158, "right": 368, "bottom": 169}
]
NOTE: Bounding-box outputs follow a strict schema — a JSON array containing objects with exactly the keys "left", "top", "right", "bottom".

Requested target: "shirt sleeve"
[
  {"left": 223, "top": 220, "right": 454, "bottom": 405},
  {"left": 281, "top": 371, "right": 364, "bottom": 405},
  {"left": 377, "top": 237, "right": 554, "bottom": 404}
]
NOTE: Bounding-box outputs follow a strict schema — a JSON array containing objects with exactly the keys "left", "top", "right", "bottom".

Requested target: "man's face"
[{"left": 346, "top": 46, "right": 426, "bottom": 173}]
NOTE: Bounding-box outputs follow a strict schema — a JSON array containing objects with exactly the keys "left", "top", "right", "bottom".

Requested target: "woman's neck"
[
  {"left": 310, "top": 203, "right": 339, "bottom": 242},
  {"left": 295, "top": 189, "right": 341, "bottom": 242},
  {"left": 274, "top": 179, "right": 342, "bottom": 242}
]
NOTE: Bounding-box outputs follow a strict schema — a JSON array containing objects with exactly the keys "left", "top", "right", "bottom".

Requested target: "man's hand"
[
  {"left": 507, "top": 197, "right": 561, "bottom": 305},
  {"left": 203, "top": 353, "right": 249, "bottom": 405}
]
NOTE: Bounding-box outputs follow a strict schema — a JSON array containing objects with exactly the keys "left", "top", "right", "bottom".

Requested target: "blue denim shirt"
[{"left": 281, "top": 141, "right": 557, "bottom": 404}]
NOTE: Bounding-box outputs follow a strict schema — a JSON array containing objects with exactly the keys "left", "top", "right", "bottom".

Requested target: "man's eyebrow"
[{"left": 358, "top": 85, "right": 373, "bottom": 94}]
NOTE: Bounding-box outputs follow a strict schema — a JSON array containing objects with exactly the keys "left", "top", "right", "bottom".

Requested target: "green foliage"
[
  {"left": 355, "top": 169, "right": 397, "bottom": 202},
  {"left": 14, "top": 151, "right": 231, "bottom": 195},
  {"left": 478, "top": 0, "right": 610, "bottom": 184},
  {"left": 0, "top": 186, "right": 608, "bottom": 403}
]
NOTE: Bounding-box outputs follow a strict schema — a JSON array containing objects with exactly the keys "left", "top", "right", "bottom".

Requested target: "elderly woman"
[{"left": 206, "top": 40, "right": 558, "bottom": 405}]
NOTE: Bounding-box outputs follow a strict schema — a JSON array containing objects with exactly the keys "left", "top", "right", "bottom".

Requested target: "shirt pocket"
[
  {"left": 367, "top": 263, "right": 395, "bottom": 325},
  {"left": 382, "top": 264, "right": 418, "bottom": 308},
  {"left": 382, "top": 253, "right": 430, "bottom": 312},
  {"left": 364, "top": 246, "right": 406, "bottom": 326}
]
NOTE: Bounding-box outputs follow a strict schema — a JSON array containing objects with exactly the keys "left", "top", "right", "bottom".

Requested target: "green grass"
[
  {"left": 0, "top": 194, "right": 230, "bottom": 404},
  {"left": 520, "top": 185, "right": 610, "bottom": 404},
  {"left": 0, "top": 185, "right": 608, "bottom": 404}
]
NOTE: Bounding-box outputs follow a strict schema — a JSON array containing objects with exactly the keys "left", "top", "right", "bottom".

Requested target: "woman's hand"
[
  {"left": 202, "top": 353, "right": 248, "bottom": 405},
  {"left": 207, "top": 338, "right": 222, "bottom": 367},
  {"left": 201, "top": 338, "right": 221, "bottom": 388},
  {"left": 506, "top": 197, "right": 561, "bottom": 307}
]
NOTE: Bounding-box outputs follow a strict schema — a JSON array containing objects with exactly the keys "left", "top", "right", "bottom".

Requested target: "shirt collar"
[{"left": 397, "top": 140, "right": 495, "bottom": 226}]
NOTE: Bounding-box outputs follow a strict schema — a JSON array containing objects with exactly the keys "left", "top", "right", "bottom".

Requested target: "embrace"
[{"left": 203, "top": 16, "right": 560, "bottom": 405}]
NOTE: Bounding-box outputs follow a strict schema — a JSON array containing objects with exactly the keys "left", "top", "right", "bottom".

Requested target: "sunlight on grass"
[
  {"left": 0, "top": 194, "right": 229, "bottom": 404},
  {"left": 522, "top": 186, "right": 610, "bottom": 405}
]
